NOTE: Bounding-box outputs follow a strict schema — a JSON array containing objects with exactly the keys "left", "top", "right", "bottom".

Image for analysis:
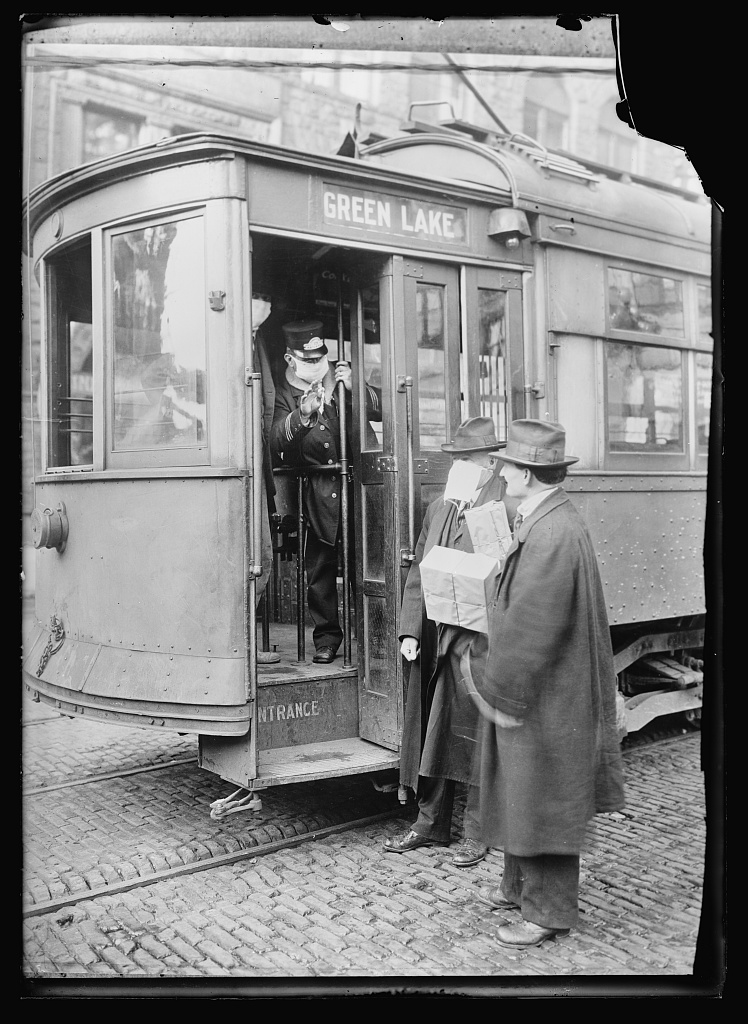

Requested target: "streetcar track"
[
  {"left": 22, "top": 756, "right": 197, "bottom": 797},
  {"left": 22, "top": 807, "right": 407, "bottom": 919},
  {"left": 21, "top": 731, "right": 698, "bottom": 921},
  {"left": 22, "top": 722, "right": 697, "bottom": 799}
]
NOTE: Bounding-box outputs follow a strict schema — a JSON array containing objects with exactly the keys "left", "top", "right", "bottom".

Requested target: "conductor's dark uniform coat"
[{"left": 270, "top": 368, "right": 381, "bottom": 651}]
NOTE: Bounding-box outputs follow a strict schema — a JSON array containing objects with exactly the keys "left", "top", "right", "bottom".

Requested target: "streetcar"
[{"left": 22, "top": 112, "right": 711, "bottom": 808}]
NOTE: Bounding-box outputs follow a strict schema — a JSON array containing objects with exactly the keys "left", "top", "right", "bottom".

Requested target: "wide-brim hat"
[
  {"left": 440, "top": 417, "right": 506, "bottom": 454},
  {"left": 498, "top": 419, "right": 579, "bottom": 468},
  {"left": 282, "top": 319, "right": 328, "bottom": 358}
]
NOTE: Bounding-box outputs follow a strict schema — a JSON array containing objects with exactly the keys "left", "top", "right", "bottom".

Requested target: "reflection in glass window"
[
  {"left": 46, "top": 238, "right": 94, "bottom": 468},
  {"left": 698, "top": 282, "right": 713, "bottom": 344},
  {"left": 608, "top": 268, "right": 685, "bottom": 338},
  {"left": 478, "top": 289, "right": 508, "bottom": 442},
  {"left": 112, "top": 218, "right": 206, "bottom": 451},
  {"left": 696, "top": 352, "right": 712, "bottom": 452},
  {"left": 606, "top": 343, "right": 684, "bottom": 452},
  {"left": 360, "top": 284, "right": 383, "bottom": 450},
  {"left": 416, "top": 283, "right": 446, "bottom": 448}
]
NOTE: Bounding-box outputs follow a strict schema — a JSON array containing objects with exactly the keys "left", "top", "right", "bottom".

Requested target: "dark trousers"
[
  {"left": 412, "top": 777, "right": 481, "bottom": 844},
  {"left": 501, "top": 851, "right": 580, "bottom": 930},
  {"left": 304, "top": 530, "right": 342, "bottom": 652}
]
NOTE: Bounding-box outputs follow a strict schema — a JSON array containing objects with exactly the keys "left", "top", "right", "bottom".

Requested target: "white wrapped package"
[
  {"left": 420, "top": 545, "right": 500, "bottom": 634},
  {"left": 463, "top": 500, "right": 513, "bottom": 564}
]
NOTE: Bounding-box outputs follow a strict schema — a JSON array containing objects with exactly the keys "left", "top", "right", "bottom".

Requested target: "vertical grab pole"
[
  {"left": 337, "top": 273, "right": 352, "bottom": 667},
  {"left": 398, "top": 374, "right": 417, "bottom": 568},
  {"left": 337, "top": 379, "right": 352, "bottom": 667},
  {"left": 246, "top": 371, "right": 264, "bottom": 709},
  {"left": 296, "top": 471, "right": 306, "bottom": 662}
]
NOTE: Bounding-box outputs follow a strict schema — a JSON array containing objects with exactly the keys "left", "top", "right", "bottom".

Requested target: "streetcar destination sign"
[{"left": 322, "top": 184, "right": 468, "bottom": 244}]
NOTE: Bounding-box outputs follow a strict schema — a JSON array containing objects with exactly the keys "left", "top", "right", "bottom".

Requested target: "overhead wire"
[{"left": 21, "top": 52, "right": 617, "bottom": 75}]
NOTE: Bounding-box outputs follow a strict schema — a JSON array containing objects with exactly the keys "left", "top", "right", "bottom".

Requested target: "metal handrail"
[{"left": 271, "top": 457, "right": 353, "bottom": 664}]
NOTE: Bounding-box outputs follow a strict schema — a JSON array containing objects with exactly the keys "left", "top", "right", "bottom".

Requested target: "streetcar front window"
[
  {"left": 606, "top": 342, "right": 685, "bottom": 453},
  {"left": 45, "top": 238, "right": 93, "bottom": 469},
  {"left": 111, "top": 217, "right": 207, "bottom": 452}
]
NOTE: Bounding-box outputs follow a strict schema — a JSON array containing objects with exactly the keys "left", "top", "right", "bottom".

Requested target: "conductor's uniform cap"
[{"left": 283, "top": 320, "right": 328, "bottom": 360}]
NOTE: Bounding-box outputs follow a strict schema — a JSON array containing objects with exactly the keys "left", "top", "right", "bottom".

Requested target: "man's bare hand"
[
  {"left": 335, "top": 362, "right": 353, "bottom": 392},
  {"left": 300, "top": 385, "right": 324, "bottom": 419}
]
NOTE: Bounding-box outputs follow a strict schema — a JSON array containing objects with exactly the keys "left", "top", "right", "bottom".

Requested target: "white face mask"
[
  {"left": 251, "top": 298, "right": 271, "bottom": 333},
  {"left": 291, "top": 355, "right": 329, "bottom": 384},
  {"left": 444, "top": 459, "right": 491, "bottom": 503}
]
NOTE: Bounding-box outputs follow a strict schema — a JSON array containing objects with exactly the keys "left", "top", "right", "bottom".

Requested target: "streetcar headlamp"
[{"left": 488, "top": 208, "right": 532, "bottom": 249}]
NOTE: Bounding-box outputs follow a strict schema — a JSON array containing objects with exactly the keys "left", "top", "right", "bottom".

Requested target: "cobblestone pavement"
[{"left": 22, "top": 686, "right": 711, "bottom": 986}]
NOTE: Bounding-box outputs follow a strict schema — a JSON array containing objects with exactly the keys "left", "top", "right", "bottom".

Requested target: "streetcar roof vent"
[{"left": 497, "top": 133, "right": 601, "bottom": 186}]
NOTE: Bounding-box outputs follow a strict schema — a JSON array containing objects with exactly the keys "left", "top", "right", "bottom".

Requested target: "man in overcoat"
[
  {"left": 383, "top": 417, "right": 518, "bottom": 867},
  {"left": 467, "top": 418, "right": 625, "bottom": 948},
  {"left": 270, "top": 319, "right": 382, "bottom": 663}
]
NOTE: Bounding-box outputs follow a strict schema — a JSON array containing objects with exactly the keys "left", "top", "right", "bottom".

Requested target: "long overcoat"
[
  {"left": 476, "top": 489, "right": 625, "bottom": 856},
  {"left": 398, "top": 475, "right": 513, "bottom": 790},
  {"left": 270, "top": 368, "right": 382, "bottom": 546}
]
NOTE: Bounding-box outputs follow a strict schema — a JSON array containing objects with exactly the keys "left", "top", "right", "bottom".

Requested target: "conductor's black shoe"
[
  {"left": 383, "top": 830, "right": 437, "bottom": 854},
  {"left": 478, "top": 887, "right": 520, "bottom": 911},
  {"left": 452, "top": 839, "right": 488, "bottom": 867},
  {"left": 313, "top": 646, "right": 336, "bottom": 664}
]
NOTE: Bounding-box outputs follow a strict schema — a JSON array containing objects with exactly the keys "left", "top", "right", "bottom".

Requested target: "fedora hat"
[
  {"left": 440, "top": 417, "right": 506, "bottom": 455},
  {"left": 282, "top": 319, "right": 328, "bottom": 358},
  {"left": 499, "top": 419, "right": 579, "bottom": 468}
]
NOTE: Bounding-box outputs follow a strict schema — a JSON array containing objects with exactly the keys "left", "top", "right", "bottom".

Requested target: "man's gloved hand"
[{"left": 401, "top": 637, "right": 419, "bottom": 661}]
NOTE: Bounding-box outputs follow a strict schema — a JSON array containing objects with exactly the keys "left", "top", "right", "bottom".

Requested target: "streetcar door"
[
  {"left": 350, "top": 257, "right": 523, "bottom": 751},
  {"left": 349, "top": 257, "right": 461, "bottom": 749}
]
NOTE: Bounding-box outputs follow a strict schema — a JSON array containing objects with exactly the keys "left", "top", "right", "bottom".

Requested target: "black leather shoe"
[
  {"left": 452, "top": 839, "right": 488, "bottom": 867},
  {"left": 312, "top": 646, "right": 336, "bottom": 664},
  {"left": 383, "top": 830, "right": 437, "bottom": 854},
  {"left": 479, "top": 886, "right": 521, "bottom": 911}
]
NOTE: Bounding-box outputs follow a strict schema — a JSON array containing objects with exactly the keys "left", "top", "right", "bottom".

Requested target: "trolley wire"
[{"left": 22, "top": 51, "right": 617, "bottom": 75}]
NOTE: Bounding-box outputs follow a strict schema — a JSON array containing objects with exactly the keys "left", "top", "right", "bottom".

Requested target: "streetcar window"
[
  {"left": 697, "top": 282, "right": 713, "bottom": 344},
  {"left": 416, "top": 282, "right": 447, "bottom": 448},
  {"left": 111, "top": 217, "right": 207, "bottom": 452},
  {"left": 606, "top": 342, "right": 685, "bottom": 453},
  {"left": 45, "top": 238, "right": 94, "bottom": 469},
  {"left": 360, "top": 283, "right": 383, "bottom": 450},
  {"left": 608, "top": 268, "right": 685, "bottom": 339},
  {"left": 477, "top": 289, "right": 508, "bottom": 441},
  {"left": 696, "top": 352, "right": 712, "bottom": 453}
]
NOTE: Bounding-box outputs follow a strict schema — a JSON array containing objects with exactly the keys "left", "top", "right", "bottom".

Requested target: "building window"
[
  {"left": 522, "top": 76, "right": 570, "bottom": 150},
  {"left": 597, "top": 99, "right": 638, "bottom": 173},
  {"left": 83, "top": 106, "right": 144, "bottom": 163}
]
